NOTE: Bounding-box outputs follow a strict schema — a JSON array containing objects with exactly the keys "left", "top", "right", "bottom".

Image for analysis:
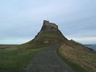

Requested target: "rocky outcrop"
[
  {"left": 41, "top": 20, "right": 58, "bottom": 32},
  {"left": 26, "top": 20, "right": 68, "bottom": 44}
]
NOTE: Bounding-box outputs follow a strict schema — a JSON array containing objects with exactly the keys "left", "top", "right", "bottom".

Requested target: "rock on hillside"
[
  {"left": 41, "top": 20, "right": 58, "bottom": 32},
  {"left": 26, "top": 20, "right": 68, "bottom": 45}
]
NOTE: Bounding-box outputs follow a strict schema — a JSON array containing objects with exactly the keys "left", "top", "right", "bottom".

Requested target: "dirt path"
[{"left": 24, "top": 44, "right": 74, "bottom": 72}]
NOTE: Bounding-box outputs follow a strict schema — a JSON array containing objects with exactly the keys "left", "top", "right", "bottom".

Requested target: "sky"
[{"left": 0, "top": 0, "right": 96, "bottom": 44}]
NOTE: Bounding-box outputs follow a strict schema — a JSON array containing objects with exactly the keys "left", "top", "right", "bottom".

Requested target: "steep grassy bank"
[{"left": 57, "top": 43, "right": 96, "bottom": 72}]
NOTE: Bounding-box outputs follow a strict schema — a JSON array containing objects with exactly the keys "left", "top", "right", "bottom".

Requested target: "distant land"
[{"left": 85, "top": 44, "right": 96, "bottom": 51}]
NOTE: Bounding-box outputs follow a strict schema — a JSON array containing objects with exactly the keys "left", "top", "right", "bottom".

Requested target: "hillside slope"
[
  {"left": 24, "top": 20, "right": 68, "bottom": 45},
  {"left": 57, "top": 40, "right": 96, "bottom": 72}
]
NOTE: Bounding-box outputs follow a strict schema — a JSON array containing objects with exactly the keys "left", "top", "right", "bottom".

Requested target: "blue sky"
[{"left": 0, "top": 0, "right": 96, "bottom": 44}]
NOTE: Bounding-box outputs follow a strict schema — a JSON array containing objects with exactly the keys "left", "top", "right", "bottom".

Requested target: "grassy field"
[
  {"left": 57, "top": 41, "right": 96, "bottom": 72},
  {"left": 0, "top": 44, "right": 50, "bottom": 72}
]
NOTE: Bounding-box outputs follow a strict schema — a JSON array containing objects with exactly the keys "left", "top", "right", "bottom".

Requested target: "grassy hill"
[
  {"left": 0, "top": 20, "right": 96, "bottom": 72},
  {"left": 0, "top": 20, "right": 66, "bottom": 72},
  {"left": 57, "top": 40, "right": 96, "bottom": 72}
]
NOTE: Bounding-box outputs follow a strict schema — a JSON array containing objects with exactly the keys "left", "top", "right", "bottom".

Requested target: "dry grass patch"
[{"left": 59, "top": 44, "right": 96, "bottom": 72}]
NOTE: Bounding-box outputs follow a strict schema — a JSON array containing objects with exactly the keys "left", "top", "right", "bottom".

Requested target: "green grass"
[
  {"left": 36, "top": 31, "right": 65, "bottom": 41},
  {"left": 0, "top": 44, "right": 50, "bottom": 72}
]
